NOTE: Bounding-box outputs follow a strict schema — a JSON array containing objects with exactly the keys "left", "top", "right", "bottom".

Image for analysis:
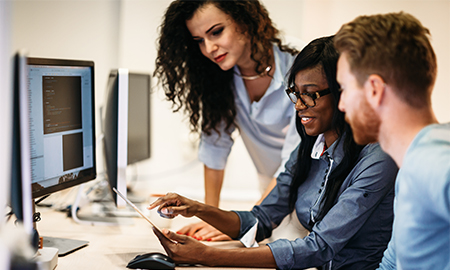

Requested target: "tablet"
[{"left": 112, "top": 188, "right": 176, "bottom": 243}]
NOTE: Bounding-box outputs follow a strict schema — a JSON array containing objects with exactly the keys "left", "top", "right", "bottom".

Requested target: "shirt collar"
[
  {"left": 311, "top": 134, "right": 326, "bottom": 159},
  {"left": 311, "top": 134, "right": 346, "bottom": 165}
]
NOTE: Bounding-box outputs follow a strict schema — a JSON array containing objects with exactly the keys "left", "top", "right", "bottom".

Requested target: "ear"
[{"left": 364, "top": 74, "right": 386, "bottom": 109}]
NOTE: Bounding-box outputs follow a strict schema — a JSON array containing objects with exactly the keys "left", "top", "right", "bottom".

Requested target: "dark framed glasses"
[{"left": 285, "top": 87, "right": 331, "bottom": 108}]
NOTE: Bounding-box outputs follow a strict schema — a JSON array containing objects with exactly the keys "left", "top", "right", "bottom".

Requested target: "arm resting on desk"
[{"left": 153, "top": 228, "right": 277, "bottom": 267}]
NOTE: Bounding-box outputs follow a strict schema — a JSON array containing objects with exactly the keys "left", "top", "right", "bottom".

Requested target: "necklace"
[{"left": 236, "top": 65, "right": 272, "bottom": 80}]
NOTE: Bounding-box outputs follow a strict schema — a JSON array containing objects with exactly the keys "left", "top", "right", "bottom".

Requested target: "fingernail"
[
  {"left": 207, "top": 238, "right": 212, "bottom": 241},
  {"left": 197, "top": 237, "right": 203, "bottom": 241},
  {"left": 176, "top": 232, "right": 183, "bottom": 235}
]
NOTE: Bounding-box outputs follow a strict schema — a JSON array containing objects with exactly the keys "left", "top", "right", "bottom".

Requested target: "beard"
[{"left": 345, "top": 97, "right": 381, "bottom": 145}]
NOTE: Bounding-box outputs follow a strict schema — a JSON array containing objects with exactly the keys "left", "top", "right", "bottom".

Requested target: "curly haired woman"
[{"left": 154, "top": 0, "right": 304, "bottom": 241}]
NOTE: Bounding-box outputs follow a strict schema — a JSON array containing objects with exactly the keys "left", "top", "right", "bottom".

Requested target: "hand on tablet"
[{"left": 148, "top": 193, "right": 201, "bottom": 219}]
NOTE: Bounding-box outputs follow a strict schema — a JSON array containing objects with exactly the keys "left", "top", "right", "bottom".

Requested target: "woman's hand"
[
  {"left": 153, "top": 227, "right": 210, "bottom": 265},
  {"left": 149, "top": 192, "right": 241, "bottom": 239},
  {"left": 153, "top": 227, "right": 277, "bottom": 268},
  {"left": 148, "top": 193, "right": 200, "bottom": 219},
  {"left": 177, "top": 221, "right": 232, "bottom": 241}
]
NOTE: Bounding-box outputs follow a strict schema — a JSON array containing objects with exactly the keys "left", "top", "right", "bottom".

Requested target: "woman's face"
[
  {"left": 294, "top": 66, "right": 336, "bottom": 143},
  {"left": 186, "top": 3, "right": 251, "bottom": 71}
]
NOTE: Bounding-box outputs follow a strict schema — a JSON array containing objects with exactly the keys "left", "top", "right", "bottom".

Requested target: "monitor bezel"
[
  {"left": 102, "top": 68, "right": 129, "bottom": 208},
  {"left": 27, "top": 57, "right": 97, "bottom": 199}
]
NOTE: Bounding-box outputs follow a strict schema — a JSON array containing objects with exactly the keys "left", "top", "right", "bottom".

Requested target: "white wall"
[
  {"left": 12, "top": 0, "right": 121, "bottom": 176},
  {"left": 0, "top": 0, "right": 12, "bottom": 226},
  {"left": 10, "top": 0, "right": 450, "bottom": 204}
]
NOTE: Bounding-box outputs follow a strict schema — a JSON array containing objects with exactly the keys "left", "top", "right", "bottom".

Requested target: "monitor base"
[{"left": 41, "top": 236, "right": 88, "bottom": 257}]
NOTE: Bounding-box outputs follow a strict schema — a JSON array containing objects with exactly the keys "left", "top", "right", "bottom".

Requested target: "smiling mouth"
[
  {"left": 300, "top": 116, "right": 314, "bottom": 125},
  {"left": 214, "top": 53, "right": 227, "bottom": 62}
]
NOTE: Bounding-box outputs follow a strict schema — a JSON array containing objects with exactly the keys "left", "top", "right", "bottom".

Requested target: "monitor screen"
[
  {"left": 102, "top": 69, "right": 151, "bottom": 208},
  {"left": 127, "top": 72, "right": 151, "bottom": 165},
  {"left": 26, "top": 57, "right": 96, "bottom": 199}
]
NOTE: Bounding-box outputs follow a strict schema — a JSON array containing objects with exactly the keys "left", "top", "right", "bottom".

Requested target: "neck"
[
  {"left": 378, "top": 102, "right": 438, "bottom": 167},
  {"left": 236, "top": 51, "right": 274, "bottom": 77},
  {"left": 324, "top": 129, "right": 339, "bottom": 149}
]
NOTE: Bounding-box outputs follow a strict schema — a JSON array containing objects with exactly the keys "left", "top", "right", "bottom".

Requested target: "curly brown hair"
[{"left": 153, "top": 0, "right": 298, "bottom": 136}]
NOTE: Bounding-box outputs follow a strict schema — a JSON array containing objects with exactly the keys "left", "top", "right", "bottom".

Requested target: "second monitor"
[{"left": 102, "top": 69, "right": 151, "bottom": 208}]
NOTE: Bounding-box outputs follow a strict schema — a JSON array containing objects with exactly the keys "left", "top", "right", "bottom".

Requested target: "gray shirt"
[{"left": 235, "top": 136, "right": 398, "bottom": 269}]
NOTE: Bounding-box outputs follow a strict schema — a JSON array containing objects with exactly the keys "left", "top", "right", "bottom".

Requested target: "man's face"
[{"left": 337, "top": 52, "right": 380, "bottom": 145}]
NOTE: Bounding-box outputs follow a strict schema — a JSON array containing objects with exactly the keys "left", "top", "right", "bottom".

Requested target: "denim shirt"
[{"left": 235, "top": 136, "right": 398, "bottom": 270}]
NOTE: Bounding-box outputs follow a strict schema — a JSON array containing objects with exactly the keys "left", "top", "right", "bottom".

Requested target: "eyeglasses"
[{"left": 285, "top": 87, "right": 331, "bottom": 108}]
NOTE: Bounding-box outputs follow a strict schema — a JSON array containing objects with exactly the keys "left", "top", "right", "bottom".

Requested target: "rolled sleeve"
[
  {"left": 232, "top": 210, "right": 258, "bottom": 239},
  {"left": 197, "top": 123, "right": 235, "bottom": 170},
  {"left": 267, "top": 240, "right": 296, "bottom": 269}
]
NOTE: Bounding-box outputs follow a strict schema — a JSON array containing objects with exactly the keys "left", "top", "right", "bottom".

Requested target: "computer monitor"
[
  {"left": 27, "top": 57, "right": 96, "bottom": 199},
  {"left": 10, "top": 51, "right": 35, "bottom": 239},
  {"left": 102, "top": 69, "right": 151, "bottom": 208},
  {"left": 10, "top": 53, "right": 97, "bottom": 256}
]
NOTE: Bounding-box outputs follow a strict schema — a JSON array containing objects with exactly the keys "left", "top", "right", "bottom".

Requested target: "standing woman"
[{"left": 154, "top": 0, "right": 302, "bottom": 240}]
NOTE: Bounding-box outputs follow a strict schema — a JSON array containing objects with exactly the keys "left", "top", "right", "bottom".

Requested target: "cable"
[{"left": 34, "top": 194, "right": 50, "bottom": 205}]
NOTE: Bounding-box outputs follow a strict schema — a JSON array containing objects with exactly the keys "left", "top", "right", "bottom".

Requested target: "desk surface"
[{"left": 35, "top": 199, "right": 274, "bottom": 270}]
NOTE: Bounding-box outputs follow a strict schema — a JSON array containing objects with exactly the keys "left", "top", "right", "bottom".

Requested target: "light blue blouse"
[
  {"left": 197, "top": 44, "right": 303, "bottom": 178},
  {"left": 235, "top": 136, "right": 398, "bottom": 269}
]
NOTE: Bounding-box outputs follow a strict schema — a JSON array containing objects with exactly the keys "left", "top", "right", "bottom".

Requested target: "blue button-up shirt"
[{"left": 235, "top": 136, "right": 398, "bottom": 269}]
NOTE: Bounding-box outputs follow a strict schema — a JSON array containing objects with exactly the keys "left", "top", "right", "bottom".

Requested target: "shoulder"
[
  {"left": 352, "top": 143, "right": 398, "bottom": 184},
  {"left": 405, "top": 123, "right": 450, "bottom": 168},
  {"left": 359, "top": 143, "right": 395, "bottom": 165},
  {"left": 274, "top": 36, "right": 306, "bottom": 61},
  {"left": 274, "top": 37, "right": 305, "bottom": 78},
  {"left": 403, "top": 123, "right": 450, "bottom": 184},
  {"left": 408, "top": 123, "right": 450, "bottom": 154}
]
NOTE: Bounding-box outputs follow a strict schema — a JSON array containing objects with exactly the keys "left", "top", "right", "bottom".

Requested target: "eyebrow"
[
  {"left": 205, "top": 23, "right": 221, "bottom": 34},
  {"left": 296, "top": 83, "right": 320, "bottom": 90}
]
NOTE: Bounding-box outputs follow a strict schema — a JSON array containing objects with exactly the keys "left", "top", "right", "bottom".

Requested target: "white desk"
[{"left": 35, "top": 200, "right": 275, "bottom": 270}]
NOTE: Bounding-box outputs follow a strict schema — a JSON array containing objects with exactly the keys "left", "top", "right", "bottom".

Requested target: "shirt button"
[
  {"left": 318, "top": 189, "right": 322, "bottom": 193},
  {"left": 321, "top": 182, "right": 324, "bottom": 187}
]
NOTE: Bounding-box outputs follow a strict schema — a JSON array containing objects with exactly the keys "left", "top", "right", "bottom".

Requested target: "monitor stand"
[
  {"left": 32, "top": 201, "right": 88, "bottom": 259},
  {"left": 35, "top": 184, "right": 134, "bottom": 257},
  {"left": 71, "top": 183, "right": 134, "bottom": 226}
]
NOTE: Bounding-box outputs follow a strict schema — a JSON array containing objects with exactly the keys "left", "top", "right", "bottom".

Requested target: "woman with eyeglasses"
[
  {"left": 154, "top": 0, "right": 305, "bottom": 241},
  {"left": 149, "top": 36, "right": 398, "bottom": 269}
]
